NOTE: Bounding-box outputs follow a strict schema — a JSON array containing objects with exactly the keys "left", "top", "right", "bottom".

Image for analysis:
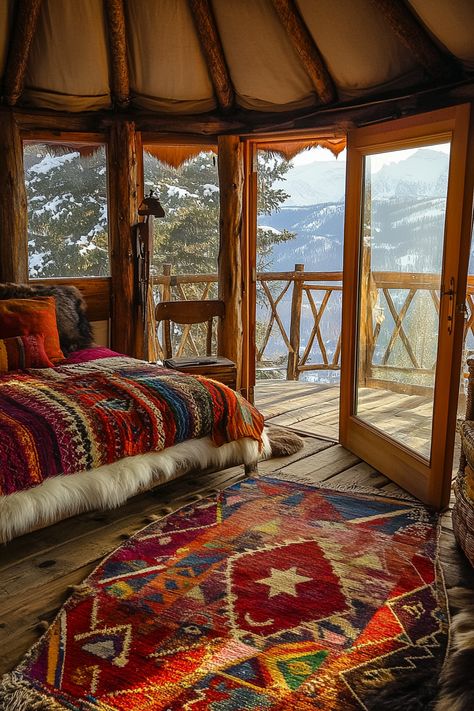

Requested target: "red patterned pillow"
[
  {"left": 0, "top": 296, "right": 64, "bottom": 363},
  {"left": 0, "top": 334, "right": 54, "bottom": 373}
]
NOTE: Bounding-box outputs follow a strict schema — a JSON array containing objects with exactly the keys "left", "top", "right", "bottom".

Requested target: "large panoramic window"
[{"left": 24, "top": 141, "right": 109, "bottom": 279}]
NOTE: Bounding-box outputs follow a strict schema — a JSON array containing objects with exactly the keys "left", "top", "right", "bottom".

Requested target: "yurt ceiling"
[{"left": 0, "top": 0, "right": 473, "bottom": 132}]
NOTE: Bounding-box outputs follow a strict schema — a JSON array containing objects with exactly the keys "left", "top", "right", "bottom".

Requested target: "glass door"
[{"left": 340, "top": 105, "right": 474, "bottom": 509}]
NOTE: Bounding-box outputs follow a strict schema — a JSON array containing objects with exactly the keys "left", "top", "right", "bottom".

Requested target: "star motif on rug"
[{"left": 256, "top": 566, "right": 312, "bottom": 598}]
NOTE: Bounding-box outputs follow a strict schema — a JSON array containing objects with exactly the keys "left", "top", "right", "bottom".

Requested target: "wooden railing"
[{"left": 152, "top": 263, "right": 474, "bottom": 388}]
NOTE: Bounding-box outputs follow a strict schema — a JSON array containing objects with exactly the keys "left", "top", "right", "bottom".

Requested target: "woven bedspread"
[{"left": 0, "top": 357, "right": 264, "bottom": 496}]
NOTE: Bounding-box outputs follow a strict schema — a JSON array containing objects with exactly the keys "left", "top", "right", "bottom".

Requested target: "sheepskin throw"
[{"left": 0, "top": 357, "right": 264, "bottom": 498}]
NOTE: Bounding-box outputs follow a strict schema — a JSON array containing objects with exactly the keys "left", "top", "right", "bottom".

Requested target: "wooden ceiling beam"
[
  {"left": 372, "top": 0, "right": 458, "bottom": 81},
  {"left": 104, "top": 0, "right": 130, "bottom": 109},
  {"left": 3, "top": 0, "right": 43, "bottom": 106},
  {"left": 270, "top": 0, "right": 336, "bottom": 105},
  {"left": 188, "top": 0, "right": 234, "bottom": 112}
]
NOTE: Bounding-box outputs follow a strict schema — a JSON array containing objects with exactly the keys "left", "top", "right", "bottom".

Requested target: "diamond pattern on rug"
[{"left": 3, "top": 477, "right": 447, "bottom": 710}]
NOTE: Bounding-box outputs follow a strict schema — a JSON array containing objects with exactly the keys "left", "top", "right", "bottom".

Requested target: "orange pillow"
[{"left": 0, "top": 297, "right": 64, "bottom": 363}]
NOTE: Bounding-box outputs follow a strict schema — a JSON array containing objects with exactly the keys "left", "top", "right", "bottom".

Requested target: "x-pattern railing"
[{"left": 153, "top": 265, "right": 474, "bottom": 387}]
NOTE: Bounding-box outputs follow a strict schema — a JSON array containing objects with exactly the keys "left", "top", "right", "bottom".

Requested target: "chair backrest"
[{"left": 155, "top": 299, "right": 225, "bottom": 359}]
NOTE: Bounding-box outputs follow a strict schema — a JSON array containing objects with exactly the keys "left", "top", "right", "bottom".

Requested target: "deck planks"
[{"left": 0, "top": 381, "right": 473, "bottom": 676}]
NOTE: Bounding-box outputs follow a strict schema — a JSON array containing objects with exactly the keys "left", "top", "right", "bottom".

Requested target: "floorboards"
[{"left": 1, "top": 382, "right": 473, "bottom": 676}]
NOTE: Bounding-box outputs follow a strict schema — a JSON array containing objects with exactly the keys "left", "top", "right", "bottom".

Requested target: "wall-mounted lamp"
[
  {"left": 133, "top": 191, "right": 165, "bottom": 315},
  {"left": 138, "top": 190, "right": 165, "bottom": 219}
]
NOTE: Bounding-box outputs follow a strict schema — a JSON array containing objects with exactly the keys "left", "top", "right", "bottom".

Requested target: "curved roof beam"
[
  {"left": 104, "top": 0, "right": 130, "bottom": 109},
  {"left": 372, "top": 0, "right": 459, "bottom": 81},
  {"left": 270, "top": 0, "right": 336, "bottom": 105},
  {"left": 3, "top": 0, "right": 43, "bottom": 106},
  {"left": 188, "top": 0, "right": 234, "bottom": 112}
]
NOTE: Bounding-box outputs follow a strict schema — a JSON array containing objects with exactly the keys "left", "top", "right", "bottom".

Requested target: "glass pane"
[
  {"left": 24, "top": 143, "right": 109, "bottom": 278},
  {"left": 355, "top": 142, "right": 450, "bottom": 460},
  {"left": 143, "top": 148, "right": 219, "bottom": 358}
]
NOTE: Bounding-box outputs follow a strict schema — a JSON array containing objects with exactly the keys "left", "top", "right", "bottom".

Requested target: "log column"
[
  {"left": 108, "top": 120, "right": 140, "bottom": 356},
  {"left": 0, "top": 111, "right": 28, "bottom": 283},
  {"left": 217, "top": 135, "right": 244, "bottom": 390}
]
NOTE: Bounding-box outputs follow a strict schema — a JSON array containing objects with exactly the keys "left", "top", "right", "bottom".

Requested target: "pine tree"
[{"left": 25, "top": 145, "right": 109, "bottom": 278}]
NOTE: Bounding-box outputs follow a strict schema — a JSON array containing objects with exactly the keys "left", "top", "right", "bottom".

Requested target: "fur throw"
[
  {"left": 0, "top": 430, "right": 272, "bottom": 543},
  {"left": 436, "top": 587, "right": 474, "bottom": 711},
  {"left": 265, "top": 425, "right": 304, "bottom": 457},
  {"left": 0, "top": 282, "right": 93, "bottom": 354}
]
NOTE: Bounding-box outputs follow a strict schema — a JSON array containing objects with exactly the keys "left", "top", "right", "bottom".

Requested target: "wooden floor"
[
  {"left": 1, "top": 380, "right": 473, "bottom": 677},
  {"left": 255, "top": 380, "right": 436, "bottom": 456}
]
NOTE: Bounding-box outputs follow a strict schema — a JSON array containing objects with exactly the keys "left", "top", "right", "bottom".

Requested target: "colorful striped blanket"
[{"left": 0, "top": 357, "right": 264, "bottom": 496}]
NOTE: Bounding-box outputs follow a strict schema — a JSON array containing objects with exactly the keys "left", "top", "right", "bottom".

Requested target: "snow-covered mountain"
[
  {"left": 261, "top": 147, "right": 453, "bottom": 272},
  {"left": 274, "top": 160, "right": 346, "bottom": 205}
]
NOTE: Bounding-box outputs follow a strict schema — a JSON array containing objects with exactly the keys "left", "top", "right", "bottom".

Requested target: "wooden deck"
[
  {"left": 255, "top": 379, "right": 438, "bottom": 456},
  {"left": 0, "top": 381, "right": 473, "bottom": 678}
]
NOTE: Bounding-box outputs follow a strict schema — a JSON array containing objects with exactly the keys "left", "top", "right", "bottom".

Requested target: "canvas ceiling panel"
[
  {"left": 0, "top": 0, "right": 13, "bottom": 81},
  {"left": 298, "top": 0, "right": 421, "bottom": 98},
  {"left": 127, "top": 0, "right": 215, "bottom": 113},
  {"left": 24, "top": 0, "right": 110, "bottom": 110},
  {"left": 212, "top": 0, "right": 314, "bottom": 111},
  {"left": 408, "top": 0, "right": 474, "bottom": 69}
]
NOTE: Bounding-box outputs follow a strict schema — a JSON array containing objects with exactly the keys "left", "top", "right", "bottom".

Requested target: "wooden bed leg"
[{"left": 244, "top": 462, "right": 258, "bottom": 476}]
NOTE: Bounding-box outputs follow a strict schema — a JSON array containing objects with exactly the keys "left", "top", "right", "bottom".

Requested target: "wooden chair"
[{"left": 155, "top": 299, "right": 237, "bottom": 389}]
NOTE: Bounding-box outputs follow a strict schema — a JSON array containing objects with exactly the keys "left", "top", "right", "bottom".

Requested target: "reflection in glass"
[{"left": 355, "top": 143, "right": 450, "bottom": 460}]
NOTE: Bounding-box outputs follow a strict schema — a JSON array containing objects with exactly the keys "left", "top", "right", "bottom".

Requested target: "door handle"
[{"left": 441, "top": 277, "right": 455, "bottom": 335}]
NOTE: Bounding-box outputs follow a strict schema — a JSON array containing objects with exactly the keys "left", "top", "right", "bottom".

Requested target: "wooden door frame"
[
  {"left": 241, "top": 132, "right": 346, "bottom": 403},
  {"left": 340, "top": 104, "right": 474, "bottom": 509}
]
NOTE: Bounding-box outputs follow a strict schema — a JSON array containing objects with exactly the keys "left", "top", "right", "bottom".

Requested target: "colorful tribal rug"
[{"left": 0, "top": 478, "right": 448, "bottom": 710}]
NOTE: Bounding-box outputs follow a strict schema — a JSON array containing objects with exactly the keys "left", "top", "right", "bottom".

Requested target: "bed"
[{"left": 0, "top": 284, "right": 271, "bottom": 543}]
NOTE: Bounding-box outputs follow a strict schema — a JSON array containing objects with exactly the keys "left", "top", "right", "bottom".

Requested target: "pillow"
[
  {"left": 0, "top": 334, "right": 54, "bottom": 372},
  {"left": 0, "top": 283, "right": 94, "bottom": 355},
  {"left": 0, "top": 297, "right": 64, "bottom": 363}
]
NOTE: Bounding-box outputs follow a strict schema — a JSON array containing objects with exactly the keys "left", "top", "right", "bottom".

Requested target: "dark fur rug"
[
  {"left": 0, "top": 282, "right": 93, "bottom": 354},
  {"left": 435, "top": 587, "right": 474, "bottom": 711}
]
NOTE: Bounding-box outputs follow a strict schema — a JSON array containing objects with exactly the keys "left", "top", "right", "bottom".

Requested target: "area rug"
[{"left": 0, "top": 477, "right": 448, "bottom": 710}]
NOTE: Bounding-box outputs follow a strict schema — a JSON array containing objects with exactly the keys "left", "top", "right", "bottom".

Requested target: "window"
[
  {"left": 143, "top": 146, "right": 219, "bottom": 284},
  {"left": 24, "top": 141, "right": 109, "bottom": 278}
]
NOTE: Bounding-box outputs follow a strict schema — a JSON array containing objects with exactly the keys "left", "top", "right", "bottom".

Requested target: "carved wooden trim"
[
  {"left": 372, "top": 0, "right": 458, "bottom": 80},
  {"left": 188, "top": 0, "right": 234, "bottom": 112},
  {"left": 270, "top": 0, "right": 336, "bottom": 105},
  {"left": 3, "top": 0, "right": 43, "bottom": 106},
  {"left": 103, "top": 0, "right": 130, "bottom": 109}
]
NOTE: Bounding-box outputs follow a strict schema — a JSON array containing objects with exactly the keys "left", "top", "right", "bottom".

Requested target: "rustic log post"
[
  {"left": 108, "top": 120, "right": 140, "bottom": 356},
  {"left": 217, "top": 135, "right": 244, "bottom": 390},
  {"left": 0, "top": 111, "right": 28, "bottom": 282},
  {"left": 287, "top": 263, "right": 304, "bottom": 380}
]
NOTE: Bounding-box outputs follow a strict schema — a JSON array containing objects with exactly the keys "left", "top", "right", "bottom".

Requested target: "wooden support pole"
[
  {"left": 270, "top": 0, "right": 336, "bottom": 105},
  {"left": 103, "top": 0, "right": 130, "bottom": 109},
  {"left": 0, "top": 111, "right": 28, "bottom": 282},
  {"left": 371, "top": 0, "right": 458, "bottom": 81},
  {"left": 287, "top": 263, "right": 304, "bottom": 380},
  {"left": 188, "top": 0, "right": 234, "bottom": 112},
  {"left": 217, "top": 135, "right": 244, "bottom": 390},
  {"left": 3, "top": 0, "right": 43, "bottom": 106},
  {"left": 108, "top": 120, "right": 139, "bottom": 356}
]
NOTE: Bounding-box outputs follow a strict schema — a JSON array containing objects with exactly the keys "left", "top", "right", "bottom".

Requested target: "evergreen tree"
[
  {"left": 144, "top": 150, "right": 295, "bottom": 276},
  {"left": 25, "top": 145, "right": 109, "bottom": 278}
]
